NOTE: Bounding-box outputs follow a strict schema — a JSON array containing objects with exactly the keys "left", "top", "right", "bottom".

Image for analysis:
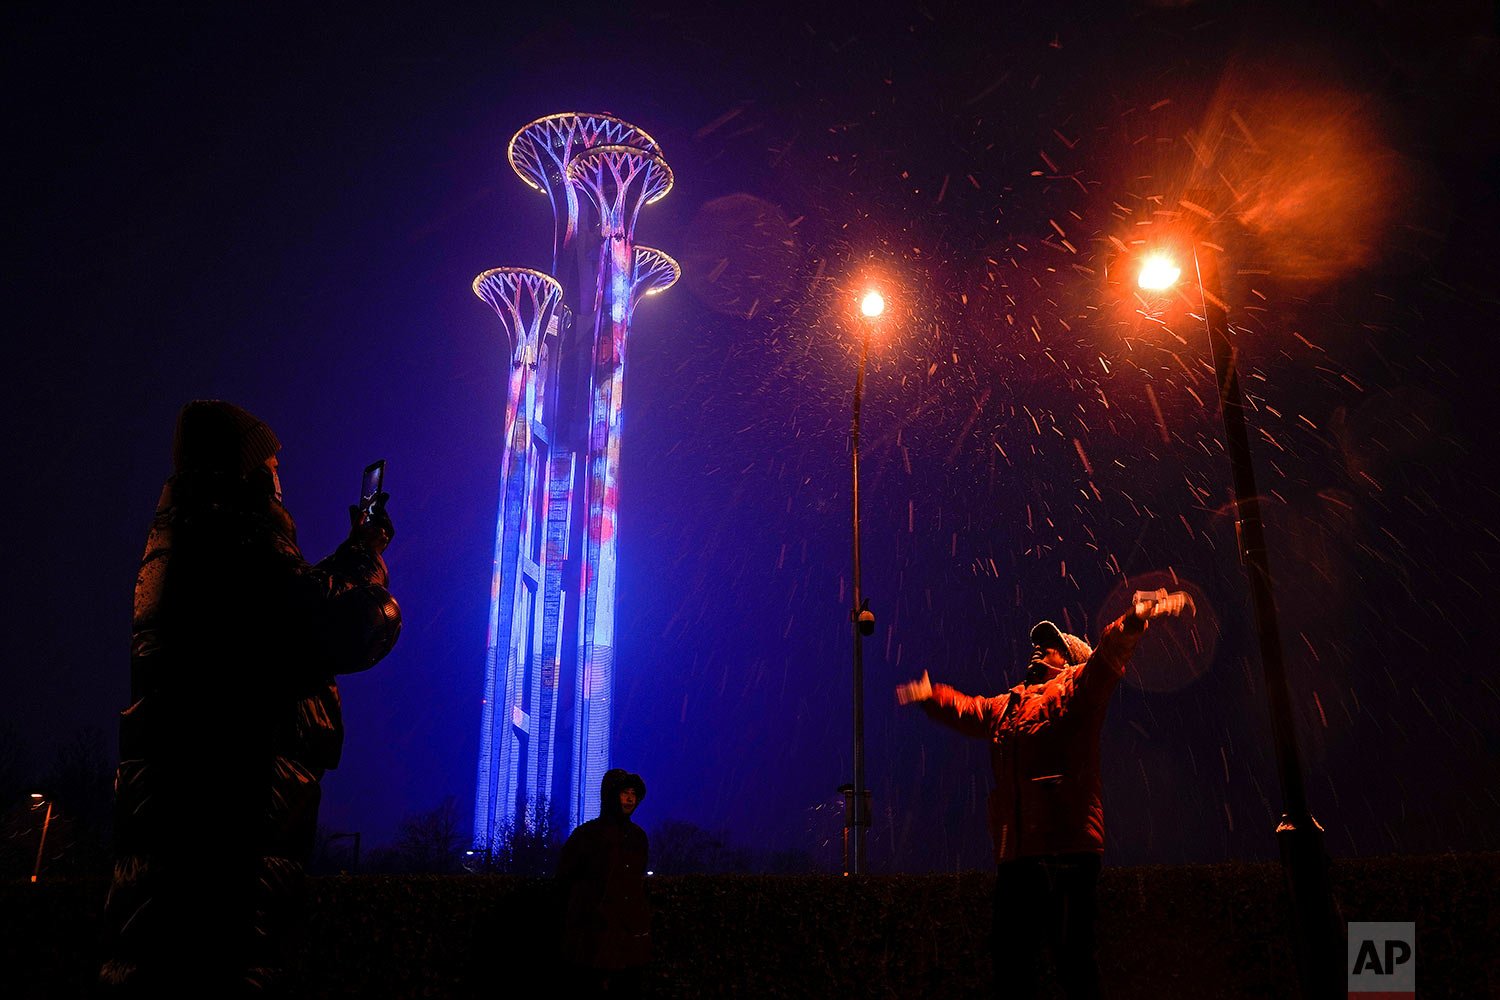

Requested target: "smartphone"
[{"left": 360, "top": 460, "right": 386, "bottom": 518}]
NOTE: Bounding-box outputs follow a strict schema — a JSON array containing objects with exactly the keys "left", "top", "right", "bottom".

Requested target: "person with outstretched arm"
[{"left": 897, "top": 589, "right": 1193, "bottom": 1000}]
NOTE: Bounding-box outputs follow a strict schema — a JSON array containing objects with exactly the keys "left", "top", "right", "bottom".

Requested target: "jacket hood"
[{"left": 599, "top": 768, "right": 646, "bottom": 821}]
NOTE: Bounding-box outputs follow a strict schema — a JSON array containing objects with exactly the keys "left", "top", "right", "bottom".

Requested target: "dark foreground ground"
[{"left": 4, "top": 853, "right": 1496, "bottom": 998}]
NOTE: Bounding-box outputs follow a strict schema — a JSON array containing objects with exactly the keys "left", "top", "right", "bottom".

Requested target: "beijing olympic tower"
[{"left": 472, "top": 114, "right": 677, "bottom": 846}]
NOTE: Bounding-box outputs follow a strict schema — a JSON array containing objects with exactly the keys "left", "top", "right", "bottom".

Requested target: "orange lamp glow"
[
  {"left": 1138, "top": 254, "right": 1182, "bottom": 292},
  {"left": 859, "top": 289, "right": 886, "bottom": 318}
]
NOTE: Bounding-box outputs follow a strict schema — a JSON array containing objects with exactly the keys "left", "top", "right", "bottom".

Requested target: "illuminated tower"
[
  {"left": 564, "top": 145, "right": 674, "bottom": 827},
  {"left": 473, "top": 115, "right": 674, "bottom": 848},
  {"left": 471, "top": 267, "right": 564, "bottom": 849}
]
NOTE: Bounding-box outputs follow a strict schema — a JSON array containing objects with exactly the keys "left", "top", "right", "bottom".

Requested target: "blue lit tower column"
[
  {"left": 472, "top": 114, "right": 674, "bottom": 846},
  {"left": 564, "top": 145, "right": 674, "bottom": 827},
  {"left": 470, "top": 267, "right": 564, "bottom": 848},
  {"left": 503, "top": 117, "right": 664, "bottom": 837}
]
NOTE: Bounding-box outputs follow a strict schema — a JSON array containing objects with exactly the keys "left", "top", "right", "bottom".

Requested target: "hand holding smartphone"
[
  {"left": 359, "top": 460, "right": 386, "bottom": 522},
  {"left": 351, "top": 459, "right": 393, "bottom": 551}
]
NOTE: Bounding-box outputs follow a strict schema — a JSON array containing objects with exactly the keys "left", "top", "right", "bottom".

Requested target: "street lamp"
[
  {"left": 1136, "top": 253, "right": 1180, "bottom": 292},
  {"left": 845, "top": 286, "right": 883, "bottom": 875},
  {"left": 29, "top": 793, "right": 53, "bottom": 884},
  {"left": 1136, "top": 228, "right": 1342, "bottom": 996},
  {"left": 328, "top": 831, "right": 362, "bottom": 873}
]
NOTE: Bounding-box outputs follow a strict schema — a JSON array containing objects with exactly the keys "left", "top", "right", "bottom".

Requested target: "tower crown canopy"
[
  {"left": 508, "top": 113, "right": 662, "bottom": 195},
  {"left": 472, "top": 267, "right": 565, "bottom": 364},
  {"left": 566, "top": 146, "right": 673, "bottom": 242},
  {"left": 632, "top": 246, "right": 680, "bottom": 299},
  {"left": 566, "top": 144, "right": 674, "bottom": 207}
]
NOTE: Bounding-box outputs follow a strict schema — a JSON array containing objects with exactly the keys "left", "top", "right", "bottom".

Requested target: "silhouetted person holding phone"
[
  {"left": 559, "top": 768, "right": 652, "bottom": 998},
  {"left": 897, "top": 590, "right": 1193, "bottom": 999},
  {"left": 100, "top": 400, "right": 401, "bottom": 996}
]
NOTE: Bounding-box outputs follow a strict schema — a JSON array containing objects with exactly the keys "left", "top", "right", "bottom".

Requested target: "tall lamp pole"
[
  {"left": 1141, "top": 231, "right": 1342, "bottom": 996},
  {"left": 328, "top": 831, "right": 362, "bottom": 873},
  {"left": 846, "top": 288, "right": 884, "bottom": 875}
]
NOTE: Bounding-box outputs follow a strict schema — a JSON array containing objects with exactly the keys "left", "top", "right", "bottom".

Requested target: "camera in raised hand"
[
  {"left": 1131, "top": 588, "right": 1195, "bottom": 620},
  {"left": 350, "top": 459, "right": 393, "bottom": 552}
]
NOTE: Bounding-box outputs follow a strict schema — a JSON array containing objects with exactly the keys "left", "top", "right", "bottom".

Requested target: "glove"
[
  {"left": 896, "top": 670, "right": 933, "bottom": 705},
  {"left": 349, "top": 492, "right": 394, "bottom": 554},
  {"left": 1131, "top": 588, "right": 1195, "bottom": 620}
]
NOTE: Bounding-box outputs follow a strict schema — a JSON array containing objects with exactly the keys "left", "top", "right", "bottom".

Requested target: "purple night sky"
[{"left": 5, "top": 0, "right": 1498, "bottom": 871}]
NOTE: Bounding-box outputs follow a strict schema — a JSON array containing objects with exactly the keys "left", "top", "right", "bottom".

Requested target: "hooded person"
[
  {"left": 896, "top": 590, "right": 1192, "bottom": 1000},
  {"left": 557, "top": 768, "right": 652, "bottom": 997},
  {"left": 99, "top": 400, "right": 401, "bottom": 997}
]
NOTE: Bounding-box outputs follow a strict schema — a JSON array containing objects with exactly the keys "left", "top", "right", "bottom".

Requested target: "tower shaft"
[{"left": 474, "top": 116, "right": 674, "bottom": 848}]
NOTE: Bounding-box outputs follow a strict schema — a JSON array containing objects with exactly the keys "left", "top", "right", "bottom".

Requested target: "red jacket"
[{"left": 921, "top": 615, "right": 1143, "bottom": 862}]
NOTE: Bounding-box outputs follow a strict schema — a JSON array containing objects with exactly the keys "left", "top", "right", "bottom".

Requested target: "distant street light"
[
  {"left": 328, "top": 831, "right": 362, "bottom": 874},
  {"left": 845, "top": 286, "right": 883, "bottom": 875},
  {"left": 29, "top": 793, "right": 53, "bottom": 884},
  {"left": 1135, "top": 221, "right": 1342, "bottom": 996}
]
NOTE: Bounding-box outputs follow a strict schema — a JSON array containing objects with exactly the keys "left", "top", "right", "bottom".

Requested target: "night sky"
[{"left": 5, "top": 0, "right": 1499, "bottom": 872}]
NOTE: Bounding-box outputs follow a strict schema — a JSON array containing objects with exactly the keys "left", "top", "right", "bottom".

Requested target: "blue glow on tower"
[{"left": 472, "top": 115, "right": 677, "bottom": 849}]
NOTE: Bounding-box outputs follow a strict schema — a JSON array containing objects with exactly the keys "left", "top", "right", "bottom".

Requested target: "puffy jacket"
[
  {"left": 921, "top": 615, "right": 1142, "bottom": 862},
  {"left": 558, "top": 769, "right": 651, "bottom": 970},
  {"left": 101, "top": 468, "right": 400, "bottom": 993}
]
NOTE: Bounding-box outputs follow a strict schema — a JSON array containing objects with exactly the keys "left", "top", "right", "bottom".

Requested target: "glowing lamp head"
[
  {"left": 1138, "top": 254, "right": 1182, "bottom": 292},
  {"left": 859, "top": 289, "right": 886, "bottom": 319}
]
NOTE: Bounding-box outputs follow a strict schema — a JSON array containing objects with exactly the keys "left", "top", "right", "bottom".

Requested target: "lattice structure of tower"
[
  {"left": 471, "top": 267, "right": 565, "bottom": 849},
  {"left": 473, "top": 115, "right": 676, "bottom": 848}
]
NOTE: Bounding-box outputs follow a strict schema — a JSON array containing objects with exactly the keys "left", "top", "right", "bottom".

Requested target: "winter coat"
[
  {"left": 559, "top": 770, "right": 651, "bottom": 970},
  {"left": 101, "top": 468, "right": 399, "bottom": 992},
  {"left": 921, "top": 615, "right": 1143, "bottom": 862}
]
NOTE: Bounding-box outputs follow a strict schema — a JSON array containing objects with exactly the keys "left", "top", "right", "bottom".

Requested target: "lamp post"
[
  {"left": 844, "top": 288, "right": 883, "bottom": 875},
  {"left": 1138, "top": 231, "right": 1342, "bottom": 996},
  {"left": 328, "top": 831, "right": 362, "bottom": 874},
  {"left": 29, "top": 793, "right": 53, "bottom": 884}
]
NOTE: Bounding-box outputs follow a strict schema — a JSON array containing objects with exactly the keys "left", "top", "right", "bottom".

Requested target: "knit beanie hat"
[
  {"left": 1029, "top": 620, "right": 1093, "bottom": 665},
  {"left": 172, "top": 400, "right": 281, "bottom": 477}
]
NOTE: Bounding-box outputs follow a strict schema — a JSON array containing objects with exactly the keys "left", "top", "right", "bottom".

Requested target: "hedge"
[{"left": 4, "top": 854, "right": 1495, "bottom": 997}]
